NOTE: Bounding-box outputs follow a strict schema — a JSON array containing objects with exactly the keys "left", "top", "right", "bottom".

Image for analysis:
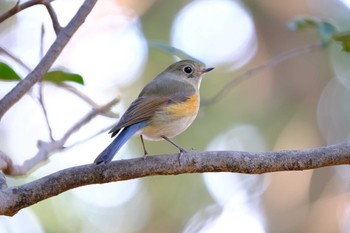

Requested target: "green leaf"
[
  {"left": 333, "top": 32, "right": 350, "bottom": 52},
  {"left": 288, "top": 16, "right": 321, "bottom": 31},
  {"left": 44, "top": 70, "right": 84, "bottom": 85},
  {"left": 288, "top": 16, "right": 338, "bottom": 45},
  {"left": 0, "top": 62, "right": 21, "bottom": 81}
]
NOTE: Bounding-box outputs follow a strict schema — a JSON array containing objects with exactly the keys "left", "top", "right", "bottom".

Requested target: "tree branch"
[
  {"left": 0, "top": 0, "right": 48, "bottom": 23},
  {"left": 43, "top": 1, "right": 62, "bottom": 35},
  {"left": 57, "top": 83, "right": 119, "bottom": 118},
  {"left": 0, "top": 47, "right": 32, "bottom": 71},
  {"left": 0, "top": 0, "right": 98, "bottom": 120},
  {"left": 1, "top": 141, "right": 349, "bottom": 216},
  {"left": 0, "top": 97, "right": 119, "bottom": 176}
]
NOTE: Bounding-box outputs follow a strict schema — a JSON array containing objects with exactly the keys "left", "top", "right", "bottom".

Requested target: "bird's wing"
[
  {"left": 110, "top": 78, "right": 196, "bottom": 137},
  {"left": 109, "top": 96, "right": 170, "bottom": 137}
]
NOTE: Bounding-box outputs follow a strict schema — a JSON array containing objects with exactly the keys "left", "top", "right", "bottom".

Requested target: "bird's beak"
[{"left": 200, "top": 67, "right": 214, "bottom": 74}]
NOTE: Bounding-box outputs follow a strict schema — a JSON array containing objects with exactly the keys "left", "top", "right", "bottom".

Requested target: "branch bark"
[
  {"left": 1, "top": 141, "right": 349, "bottom": 216},
  {"left": 0, "top": 0, "right": 98, "bottom": 120}
]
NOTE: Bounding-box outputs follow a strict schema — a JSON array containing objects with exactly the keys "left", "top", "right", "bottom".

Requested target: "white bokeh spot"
[{"left": 171, "top": 0, "right": 256, "bottom": 67}]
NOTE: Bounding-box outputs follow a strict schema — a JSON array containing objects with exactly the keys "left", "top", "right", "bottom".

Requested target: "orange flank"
[
  {"left": 166, "top": 94, "right": 199, "bottom": 118},
  {"left": 141, "top": 94, "right": 200, "bottom": 140}
]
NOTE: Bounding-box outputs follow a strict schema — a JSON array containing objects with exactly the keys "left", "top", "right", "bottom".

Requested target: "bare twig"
[
  {"left": 43, "top": 1, "right": 62, "bottom": 35},
  {"left": 38, "top": 84, "right": 54, "bottom": 140},
  {"left": 0, "top": 47, "right": 117, "bottom": 118},
  {"left": 58, "top": 83, "right": 119, "bottom": 118},
  {"left": 65, "top": 123, "right": 116, "bottom": 149},
  {"left": 0, "top": 47, "right": 31, "bottom": 72},
  {"left": 60, "top": 97, "right": 119, "bottom": 143},
  {"left": 40, "top": 24, "right": 45, "bottom": 58},
  {"left": 0, "top": 0, "right": 55, "bottom": 23},
  {"left": 59, "top": 83, "right": 99, "bottom": 107},
  {"left": 3, "top": 140, "right": 65, "bottom": 176},
  {"left": 36, "top": 24, "right": 55, "bottom": 140},
  {"left": 202, "top": 41, "right": 324, "bottom": 105},
  {"left": 0, "top": 0, "right": 98, "bottom": 120},
  {"left": 0, "top": 141, "right": 349, "bottom": 216},
  {"left": 0, "top": 97, "right": 119, "bottom": 176}
]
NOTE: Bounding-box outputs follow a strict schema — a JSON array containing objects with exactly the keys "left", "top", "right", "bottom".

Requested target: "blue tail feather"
[{"left": 94, "top": 121, "right": 147, "bottom": 164}]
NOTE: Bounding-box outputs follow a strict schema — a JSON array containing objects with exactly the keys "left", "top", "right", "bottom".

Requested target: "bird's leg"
[
  {"left": 161, "top": 135, "right": 187, "bottom": 164},
  {"left": 140, "top": 135, "right": 148, "bottom": 160},
  {"left": 161, "top": 135, "right": 187, "bottom": 153}
]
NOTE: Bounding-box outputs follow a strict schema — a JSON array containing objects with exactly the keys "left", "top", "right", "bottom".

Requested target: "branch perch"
[{"left": 0, "top": 141, "right": 349, "bottom": 216}]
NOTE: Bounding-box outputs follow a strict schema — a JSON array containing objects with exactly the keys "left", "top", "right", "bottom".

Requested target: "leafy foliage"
[
  {"left": 288, "top": 16, "right": 338, "bottom": 45},
  {"left": 43, "top": 70, "right": 84, "bottom": 85},
  {"left": 0, "top": 62, "right": 21, "bottom": 81},
  {"left": 0, "top": 62, "right": 84, "bottom": 85},
  {"left": 288, "top": 16, "right": 350, "bottom": 52},
  {"left": 333, "top": 32, "right": 350, "bottom": 52}
]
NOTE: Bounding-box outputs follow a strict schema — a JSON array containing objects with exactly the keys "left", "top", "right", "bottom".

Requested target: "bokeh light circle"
[
  {"left": 0, "top": 209, "right": 44, "bottom": 233},
  {"left": 317, "top": 78, "right": 350, "bottom": 144},
  {"left": 171, "top": 0, "right": 256, "bottom": 68},
  {"left": 66, "top": 21, "right": 147, "bottom": 89}
]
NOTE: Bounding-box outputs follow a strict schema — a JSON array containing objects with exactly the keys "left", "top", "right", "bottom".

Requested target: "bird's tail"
[{"left": 94, "top": 121, "right": 147, "bottom": 164}]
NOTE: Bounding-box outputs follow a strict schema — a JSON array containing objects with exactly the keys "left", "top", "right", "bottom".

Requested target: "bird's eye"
[{"left": 183, "top": 66, "right": 193, "bottom": 74}]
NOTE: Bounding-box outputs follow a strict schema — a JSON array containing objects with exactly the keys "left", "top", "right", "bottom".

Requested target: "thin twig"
[
  {"left": 57, "top": 83, "right": 100, "bottom": 108},
  {"left": 202, "top": 41, "right": 324, "bottom": 105},
  {"left": 0, "top": 0, "right": 98, "bottom": 120},
  {"left": 60, "top": 97, "right": 119, "bottom": 142},
  {"left": 43, "top": 1, "right": 62, "bottom": 35},
  {"left": 38, "top": 84, "right": 54, "bottom": 140},
  {"left": 0, "top": 97, "right": 119, "bottom": 176},
  {"left": 0, "top": 47, "right": 117, "bottom": 117},
  {"left": 40, "top": 24, "right": 45, "bottom": 58},
  {"left": 65, "top": 123, "right": 116, "bottom": 149},
  {"left": 57, "top": 83, "right": 119, "bottom": 118},
  {"left": 37, "top": 24, "right": 54, "bottom": 140},
  {"left": 0, "top": 0, "right": 54, "bottom": 23},
  {"left": 0, "top": 47, "right": 31, "bottom": 72}
]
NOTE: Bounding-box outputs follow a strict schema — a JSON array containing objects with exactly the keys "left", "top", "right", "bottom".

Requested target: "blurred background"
[{"left": 1, "top": 0, "right": 350, "bottom": 232}]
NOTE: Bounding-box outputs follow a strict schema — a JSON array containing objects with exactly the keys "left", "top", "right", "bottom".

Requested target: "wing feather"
[{"left": 109, "top": 96, "right": 169, "bottom": 137}]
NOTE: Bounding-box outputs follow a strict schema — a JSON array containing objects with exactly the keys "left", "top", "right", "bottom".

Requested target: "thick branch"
[
  {"left": 0, "top": 0, "right": 98, "bottom": 120},
  {"left": 1, "top": 141, "right": 350, "bottom": 216}
]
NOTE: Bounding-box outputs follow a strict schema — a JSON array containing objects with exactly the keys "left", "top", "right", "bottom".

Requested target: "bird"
[{"left": 94, "top": 60, "right": 214, "bottom": 164}]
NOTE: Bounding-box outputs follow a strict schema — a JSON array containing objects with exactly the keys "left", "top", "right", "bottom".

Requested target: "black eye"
[{"left": 183, "top": 66, "right": 192, "bottom": 74}]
